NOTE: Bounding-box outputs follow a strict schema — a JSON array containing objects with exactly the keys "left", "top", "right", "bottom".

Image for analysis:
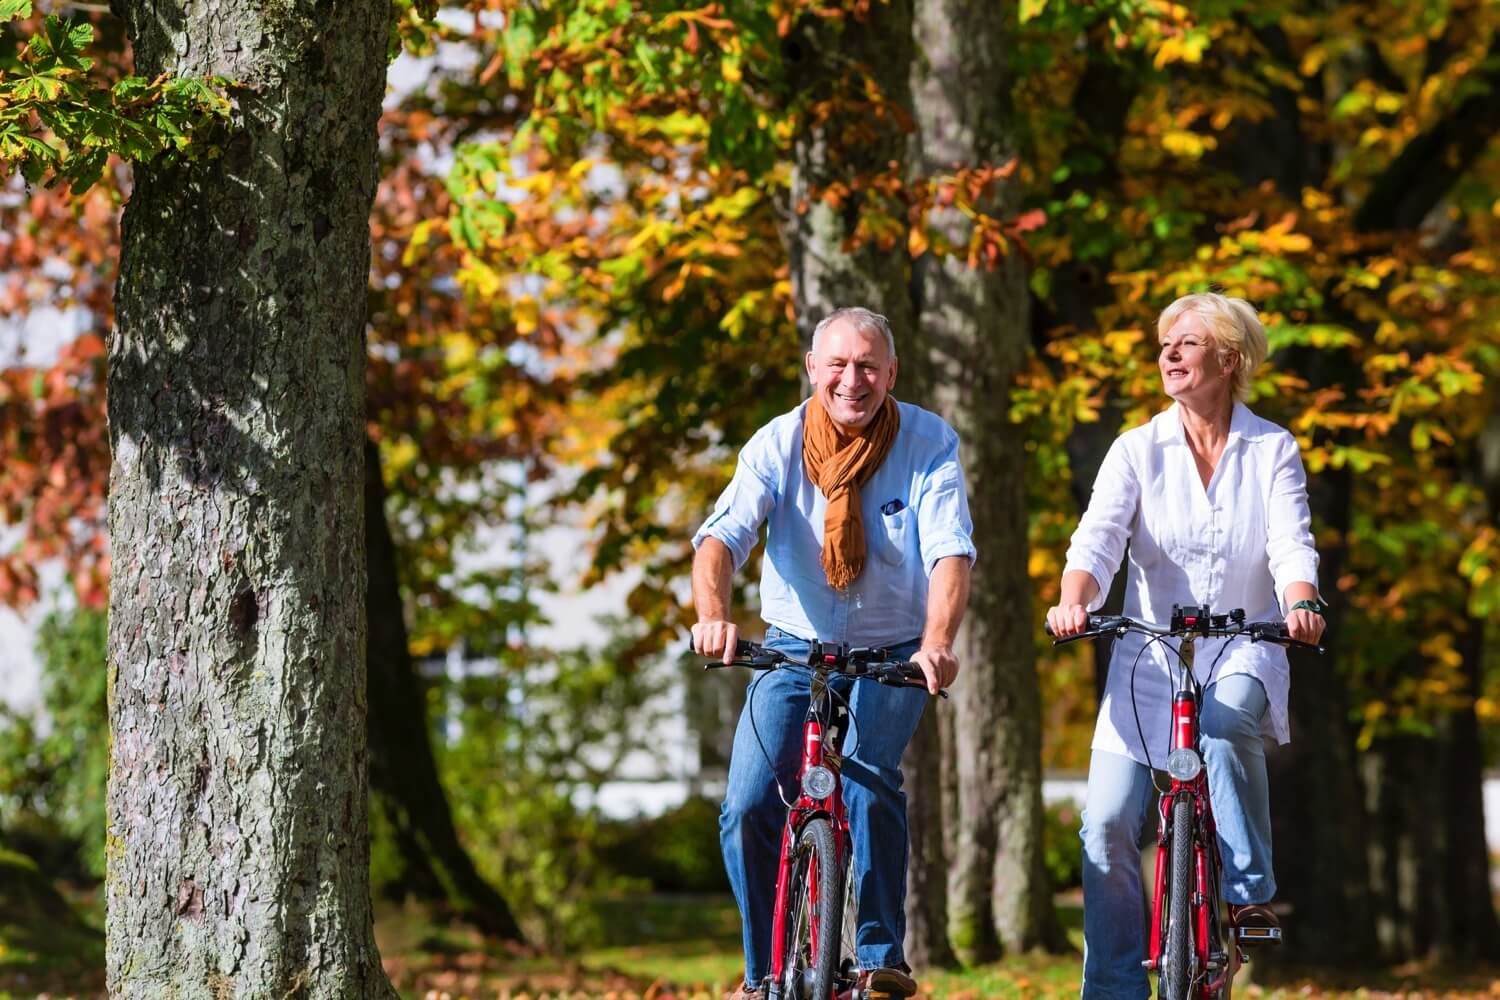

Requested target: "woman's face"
[{"left": 1159, "top": 312, "right": 1234, "bottom": 408}]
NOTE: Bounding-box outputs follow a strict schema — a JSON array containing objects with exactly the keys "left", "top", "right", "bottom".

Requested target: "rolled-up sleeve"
[
  {"left": 1064, "top": 436, "right": 1139, "bottom": 612},
  {"left": 915, "top": 430, "right": 977, "bottom": 574},
  {"left": 1265, "top": 433, "right": 1319, "bottom": 605},
  {"left": 691, "top": 430, "right": 779, "bottom": 571}
]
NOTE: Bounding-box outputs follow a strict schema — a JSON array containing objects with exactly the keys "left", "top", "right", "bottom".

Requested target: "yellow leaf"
[
  {"left": 908, "top": 226, "right": 930, "bottom": 257},
  {"left": 443, "top": 332, "right": 477, "bottom": 370},
  {"left": 1020, "top": 0, "right": 1047, "bottom": 22},
  {"left": 1103, "top": 329, "right": 1143, "bottom": 356},
  {"left": 1162, "top": 129, "right": 1215, "bottom": 159},
  {"left": 514, "top": 298, "right": 540, "bottom": 335}
]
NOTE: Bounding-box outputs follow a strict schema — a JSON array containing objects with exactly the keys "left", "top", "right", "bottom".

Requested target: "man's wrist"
[{"left": 1289, "top": 598, "right": 1325, "bottom": 617}]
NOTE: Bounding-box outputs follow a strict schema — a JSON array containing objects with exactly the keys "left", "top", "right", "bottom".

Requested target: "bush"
[
  {"left": 0, "top": 608, "right": 108, "bottom": 881},
  {"left": 596, "top": 795, "right": 730, "bottom": 894},
  {"left": 1043, "top": 798, "right": 1084, "bottom": 891}
]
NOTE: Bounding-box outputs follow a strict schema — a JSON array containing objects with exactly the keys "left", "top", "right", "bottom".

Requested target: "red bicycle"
[
  {"left": 1047, "top": 605, "right": 1323, "bottom": 1000},
  {"left": 699, "top": 638, "right": 934, "bottom": 1000}
]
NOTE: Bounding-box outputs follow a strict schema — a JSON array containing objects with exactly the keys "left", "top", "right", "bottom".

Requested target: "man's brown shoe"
[
  {"left": 725, "top": 983, "right": 764, "bottom": 1000},
  {"left": 857, "top": 965, "right": 918, "bottom": 1000}
]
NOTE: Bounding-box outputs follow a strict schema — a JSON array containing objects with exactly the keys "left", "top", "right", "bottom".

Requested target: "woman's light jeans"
[{"left": 1080, "top": 673, "right": 1274, "bottom": 1000}]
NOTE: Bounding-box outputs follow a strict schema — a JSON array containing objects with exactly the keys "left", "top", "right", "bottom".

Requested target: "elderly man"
[{"left": 691, "top": 306, "right": 976, "bottom": 999}]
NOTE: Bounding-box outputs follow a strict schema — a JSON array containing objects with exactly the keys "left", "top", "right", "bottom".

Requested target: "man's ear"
[
  {"left": 888, "top": 356, "right": 899, "bottom": 389},
  {"left": 805, "top": 350, "right": 817, "bottom": 384}
]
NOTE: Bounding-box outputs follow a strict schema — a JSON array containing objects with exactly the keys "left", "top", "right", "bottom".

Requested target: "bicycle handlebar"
[
  {"left": 1044, "top": 609, "right": 1325, "bottom": 655},
  {"left": 689, "top": 638, "right": 944, "bottom": 696}
]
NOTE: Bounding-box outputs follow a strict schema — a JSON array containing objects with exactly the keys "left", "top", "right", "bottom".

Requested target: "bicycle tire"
[
  {"left": 781, "top": 817, "right": 843, "bottom": 1000},
  {"left": 1159, "top": 794, "right": 1196, "bottom": 1000},
  {"left": 1206, "top": 845, "right": 1235, "bottom": 1000}
]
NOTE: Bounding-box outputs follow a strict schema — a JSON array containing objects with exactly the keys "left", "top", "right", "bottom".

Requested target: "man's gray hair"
[{"left": 811, "top": 307, "right": 897, "bottom": 360}]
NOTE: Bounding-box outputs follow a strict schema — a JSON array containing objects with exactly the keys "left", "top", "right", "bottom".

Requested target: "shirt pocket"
[{"left": 871, "top": 505, "right": 913, "bottom": 566}]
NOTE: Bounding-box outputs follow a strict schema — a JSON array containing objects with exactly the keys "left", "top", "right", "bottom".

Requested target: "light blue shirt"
[{"left": 692, "top": 399, "right": 977, "bottom": 647}]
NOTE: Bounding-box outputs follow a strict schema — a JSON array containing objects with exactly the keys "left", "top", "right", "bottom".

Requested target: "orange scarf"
[{"left": 802, "top": 394, "right": 901, "bottom": 591}]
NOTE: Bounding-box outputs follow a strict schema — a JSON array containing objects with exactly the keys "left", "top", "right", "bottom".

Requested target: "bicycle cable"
[
  {"left": 1127, "top": 631, "right": 1195, "bottom": 794},
  {"left": 745, "top": 666, "right": 798, "bottom": 811},
  {"left": 1131, "top": 624, "right": 1260, "bottom": 793}
]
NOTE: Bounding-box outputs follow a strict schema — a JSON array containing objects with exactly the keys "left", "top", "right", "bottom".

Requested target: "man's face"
[{"left": 805, "top": 319, "right": 898, "bottom": 430}]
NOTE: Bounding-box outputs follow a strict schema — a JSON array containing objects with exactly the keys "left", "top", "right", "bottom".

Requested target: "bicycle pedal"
[{"left": 1235, "top": 925, "right": 1282, "bottom": 946}]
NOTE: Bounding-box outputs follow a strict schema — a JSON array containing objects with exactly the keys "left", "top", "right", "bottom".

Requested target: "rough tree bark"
[
  {"left": 780, "top": 0, "right": 917, "bottom": 355},
  {"left": 910, "top": 0, "right": 1063, "bottom": 960},
  {"left": 364, "top": 440, "right": 522, "bottom": 938},
  {"left": 900, "top": 707, "right": 954, "bottom": 968},
  {"left": 104, "top": 0, "right": 393, "bottom": 991}
]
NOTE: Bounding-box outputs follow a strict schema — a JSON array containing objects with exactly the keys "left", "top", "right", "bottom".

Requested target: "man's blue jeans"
[
  {"left": 1079, "top": 674, "right": 1274, "bottom": 1000},
  {"left": 720, "top": 627, "right": 927, "bottom": 985}
]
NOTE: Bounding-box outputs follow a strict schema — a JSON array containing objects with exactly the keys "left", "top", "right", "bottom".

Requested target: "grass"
[{"left": 3, "top": 881, "right": 1499, "bottom": 1000}]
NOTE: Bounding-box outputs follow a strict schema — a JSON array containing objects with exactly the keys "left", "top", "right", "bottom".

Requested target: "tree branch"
[{"left": 1353, "top": 36, "right": 1500, "bottom": 233}]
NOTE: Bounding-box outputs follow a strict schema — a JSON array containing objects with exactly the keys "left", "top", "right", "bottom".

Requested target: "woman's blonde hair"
[{"left": 1157, "top": 292, "right": 1267, "bottom": 403}]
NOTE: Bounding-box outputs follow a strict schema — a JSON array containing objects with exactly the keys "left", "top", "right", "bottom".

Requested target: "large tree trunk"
[
  {"left": 911, "top": 0, "right": 1064, "bottom": 960},
  {"left": 780, "top": 0, "right": 917, "bottom": 355},
  {"left": 901, "top": 707, "right": 954, "bottom": 968},
  {"left": 104, "top": 0, "right": 393, "bottom": 991},
  {"left": 364, "top": 441, "right": 522, "bottom": 939}
]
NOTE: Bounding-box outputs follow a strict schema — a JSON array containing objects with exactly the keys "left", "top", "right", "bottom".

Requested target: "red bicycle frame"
[
  {"left": 768, "top": 672, "right": 851, "bottom": 984},
  {"left": 697, "top": 637, "right": 932, "bottom": 1000},
  {"left": 1146, "top": 681, "right": 1235, "bottom": 1000}
]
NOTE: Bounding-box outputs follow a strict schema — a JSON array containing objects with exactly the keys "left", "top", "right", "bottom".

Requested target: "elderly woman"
[{"left": 1046, "top": 293, "right": 1326, "bottom": 1000}]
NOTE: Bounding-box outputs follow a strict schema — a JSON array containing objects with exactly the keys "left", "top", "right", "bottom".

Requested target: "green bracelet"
[{"left": 1290, "top": 599, "right": 1324, "bottom": 617}]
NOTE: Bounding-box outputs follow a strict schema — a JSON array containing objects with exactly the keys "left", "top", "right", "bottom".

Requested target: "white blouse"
[{"left": 1063, "top": 402, "right": 1320, "bottom": 766}]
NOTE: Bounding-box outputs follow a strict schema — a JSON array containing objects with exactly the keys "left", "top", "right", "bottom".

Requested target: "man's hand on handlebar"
[
  {"left": 910, "top": 645, "right": 959, "bottom": 696},
  {"left": 692, "top": 619, "right": 740, "bottom": 665},
  {"left": 1045, "top": 603, "right": 1090, "bottom": 639}
]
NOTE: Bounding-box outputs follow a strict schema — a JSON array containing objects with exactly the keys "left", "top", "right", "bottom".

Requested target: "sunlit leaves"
[{"left": 0, "top": 13, "right": 230, "bottom": 192}]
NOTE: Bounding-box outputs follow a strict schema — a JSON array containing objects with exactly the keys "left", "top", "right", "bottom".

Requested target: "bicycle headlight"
[
  {"left": 801, "top": 765, "right": 837, "bottom": 800},
  {"left": 1166, "top": 748, "right": 1203, "bottom": 782}
]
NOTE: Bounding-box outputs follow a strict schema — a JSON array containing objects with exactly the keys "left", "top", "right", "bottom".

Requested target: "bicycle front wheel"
[
  {"left": 1159, "top": 794, "right": 1196, "bottom": 1000},
  {"left": 781, "top": 817, "right": 843, "bottom": 1000}
]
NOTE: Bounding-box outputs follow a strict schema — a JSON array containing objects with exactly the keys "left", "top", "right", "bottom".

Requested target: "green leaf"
[{"left": 0, "top": 0, "right": 31, "bottom": 22}]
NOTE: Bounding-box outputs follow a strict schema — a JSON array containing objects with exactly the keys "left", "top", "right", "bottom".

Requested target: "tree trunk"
[
  {"left": 911, "top": 0, "right": 1064, "bottom": 960},
  {"left": 364, "top": 440, "right": 522, "bottom": 939},
  {"left": 1262, "top": 466, "right": 1376, "bottom": 969},
  {"left": 1436, "top": 616, "right": 1500, "bottom": 961},
  {"left": 901, "top": 706, "right": 954, "bottom": 968},
  {"left": 780, "top": 0, "right": 917, "bottom": 355},
  {"left": 104, "top": 0, "right": 393, "bottom": 991}
]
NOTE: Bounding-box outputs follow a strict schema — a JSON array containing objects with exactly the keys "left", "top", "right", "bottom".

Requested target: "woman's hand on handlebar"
[
  {"left": 1283, "top": 606, "right": 1325, "bottom": 646},
  {"left": 692, "top": 619, "right": 741, "bottom": 665},
  {"left": 1045, "top": 603, "right": 1090, "bottom": 638}
]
